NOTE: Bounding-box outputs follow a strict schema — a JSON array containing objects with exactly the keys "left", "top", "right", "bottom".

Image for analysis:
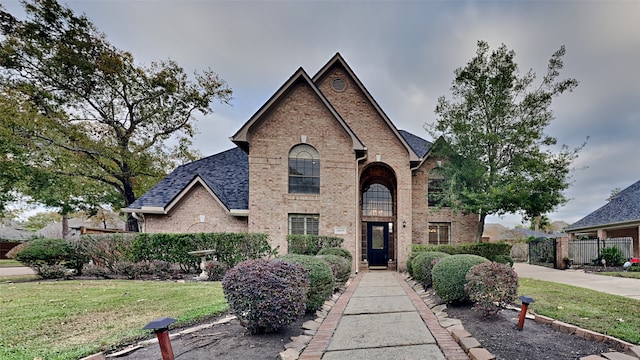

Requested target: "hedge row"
[
  {"left": 287, "top": 235, "right": 344, "bottom": 255},
  {"left": 411, "top": 242, "right": 512, "bottom": 264},
  {"left": 67, "top": 232, "right": 276, "bottom": 272}
]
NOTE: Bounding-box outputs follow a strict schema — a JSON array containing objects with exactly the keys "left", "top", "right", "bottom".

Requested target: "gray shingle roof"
[
  {"left": 127, "top": 147, "right": 248, "bottom": 211},
  {"left": 566, "top": 179, "right": 640, "bottom": 230},
  {"left": 129, "top": 131, "right": 431, "bottom": 213},
  {"left": 398, "top": 130, "right": 432, "bottom": 158}
]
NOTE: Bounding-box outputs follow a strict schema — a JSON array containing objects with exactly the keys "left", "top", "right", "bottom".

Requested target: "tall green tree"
[
  {"left": 427, "top": 40, "right": 585, "bottom": 242},
  {"left": 0, "top": 0, "right": 231, "bottom": 230}
]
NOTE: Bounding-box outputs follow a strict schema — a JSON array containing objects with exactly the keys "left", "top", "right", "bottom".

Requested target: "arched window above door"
[
  {"left": 289, "top": 144, "right": 320, "bottom": 194},
  {"left": 362, "top": 183, "right": 392, "bottom": 217}
]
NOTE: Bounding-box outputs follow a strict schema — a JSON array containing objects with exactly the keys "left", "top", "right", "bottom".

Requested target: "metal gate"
[{"left": 529, "top": 237, "right": 557, "bottom": 268}]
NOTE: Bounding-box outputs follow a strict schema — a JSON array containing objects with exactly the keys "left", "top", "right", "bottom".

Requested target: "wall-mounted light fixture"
[{"left": 402, "top": 220, "right": 407, "bottom": 228}]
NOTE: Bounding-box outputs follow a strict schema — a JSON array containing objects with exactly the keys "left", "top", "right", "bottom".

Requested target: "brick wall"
[
  {"left": 411, "top": 158, "right": 479, "bottom": 246},
  {"left": 315, "top": 66, "right": 414, "bottom": 270},
  {"left": 144, "top": 184, "right": 248, "bottom": 233},
  {"left": 247, "top": 80, "right": 358, "bottom": 257}
]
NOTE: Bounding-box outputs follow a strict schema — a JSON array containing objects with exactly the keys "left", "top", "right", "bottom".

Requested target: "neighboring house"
[
  {"left": 565, "top": 179, "right": 640, "bottom": 257},
  {"left": 122, "top": 53, "right": 479, "bottom": 271}
]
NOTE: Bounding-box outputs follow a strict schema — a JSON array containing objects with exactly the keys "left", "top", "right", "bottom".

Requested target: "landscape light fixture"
[
  {"left": 143, "top": 317, "right": 177, "bottom": 360},
  {"left": 517, "top": 296, "right": 535, "bottom": 331}
]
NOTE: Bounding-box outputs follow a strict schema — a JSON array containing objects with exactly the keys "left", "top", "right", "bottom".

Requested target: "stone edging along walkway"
[
  {"left": 403, "top": 275, "right": 640, "bottom": 360},
  {"left": 286, "top": 273, "right": 640, "bottom": 360}
]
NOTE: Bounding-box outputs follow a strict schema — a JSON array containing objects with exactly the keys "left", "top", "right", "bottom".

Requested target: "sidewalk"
[
  {"left": 514, "top": 263, "right": 640, "bottom": 300},
  {"left": 299, "top": 271, "right": 468, "bottom": 360}
]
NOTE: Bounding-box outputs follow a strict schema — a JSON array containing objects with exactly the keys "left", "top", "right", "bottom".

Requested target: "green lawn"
[
  {"left": 0, "top": 259, "right": 22, "bottom": 267},
  {"left": 519, "top": 278, "right": 640, "bottom": 344},
  {"left": 597, "top": 271, "right": 640, "bottom": 279},
  {"left": 0, "top": 280, "right": 228, "bottom": 360}
]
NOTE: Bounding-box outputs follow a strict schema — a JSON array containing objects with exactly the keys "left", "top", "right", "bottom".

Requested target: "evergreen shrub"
[
  {"left": 222, "top": 259, "right": 309, "bottom": 334},
  {"left": 596, "top": 247, "right": 625, "bottom": 267},
  {"left": 426, "top": 243, "right": 511, "bottom": 263},
  {"left": 316, "top": 254, "right": 351, "bottom": 284},
  {"left": 317, "top": 247, "right": 353, "bottom": 262},
  {"left": 465, "top": 261, "right": 519, "bottom": 317},
  {"left": 287, "top": 235, "right": 344, "bottom": 255},
  {"left": 15, "top": 238, "right": 77, "bottom": 278},
  {"left": 411, "top": 251, "right": 450, "bottom": 288},
  {"left": 432, "top": 254, "right": 489, "bottom": 303},
  {"left": 279, "top": 254, "right": 334, "bottom": 312}
]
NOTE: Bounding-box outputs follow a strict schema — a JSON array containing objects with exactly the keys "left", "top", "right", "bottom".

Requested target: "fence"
[
  {"left": 529, "top": 237, "right": 557, "bottom": 267},
  {"left": 0, "top": 241, "right": 21, "bottom": 259},
  {"left": 568, "top": 237, "right": 633, "bottom": 265}
]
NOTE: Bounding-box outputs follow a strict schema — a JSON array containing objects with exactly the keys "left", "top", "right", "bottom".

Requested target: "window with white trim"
[
  {"left": 428, "top": 222, "right": 451, "bottom": 245},
  {"left": 289, "top": 144, "right": 320, "bottom": 194},
  {"left": 288, "top": 214, "right": 319, "bottom": 235}
]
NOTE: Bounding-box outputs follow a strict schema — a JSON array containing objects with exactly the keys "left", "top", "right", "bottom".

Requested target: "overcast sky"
[{"left": 4, "top": 0, "right": 639, "bottom": 228}]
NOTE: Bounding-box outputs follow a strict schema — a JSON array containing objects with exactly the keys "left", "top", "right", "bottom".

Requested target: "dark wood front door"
[{"left": 367, "top": 222, "right": 389, "bottom": 266}]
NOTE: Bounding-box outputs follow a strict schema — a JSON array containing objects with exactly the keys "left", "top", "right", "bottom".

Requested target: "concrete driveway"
[
  {"left": 0, "top": 267, "right": 35, "bottom": 276},
  {"left": 514, "top": 262, "right": 640, "bottom": 300}
]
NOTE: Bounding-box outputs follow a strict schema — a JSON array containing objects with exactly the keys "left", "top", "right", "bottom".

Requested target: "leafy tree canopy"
[
  {"left": 427, "top": 40, "right": 586, "bottom": 241},
  {"left": 0, "top": 0, "right": 231, "bottom": 230}
]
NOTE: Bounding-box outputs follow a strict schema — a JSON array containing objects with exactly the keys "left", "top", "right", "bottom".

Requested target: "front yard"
[{"left": 0, "top": 280, "right": 227, "bottom": 360}]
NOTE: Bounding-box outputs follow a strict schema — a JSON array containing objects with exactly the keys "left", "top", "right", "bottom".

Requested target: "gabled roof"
[
  {"left": 398, "top": 130, "right": 432, "bottom": 158},
  {"left": 125, "top": 130, "right": 433, "bottom": 215},
  {"left": 123, "top": 147, "right": 248, "bottom": 213},
  {"left": 231, "top": 66, "right": 365, "bottom": 153},
  {"left": 566, "top": 179, "right": 640, "bottom": 231},
  {"left": 313, "top": 53, "right": 421, "bottom": 162}
]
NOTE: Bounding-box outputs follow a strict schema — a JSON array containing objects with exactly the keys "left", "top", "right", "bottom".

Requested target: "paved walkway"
[
  {"left": 299, "top": 271, "right": 468, "bottom": 360},
  {"left": 0, "top": 266, "right": 35, "bottom": 276},
  {"left": 514, "top": 263, "right": 640, "bottom": 300}
]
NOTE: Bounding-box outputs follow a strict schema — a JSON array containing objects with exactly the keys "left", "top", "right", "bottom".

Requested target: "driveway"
[
  {"left": 514, "top": 262, "right": 640, "bottom": 300},
  {"left": 0, "top": 267, "right": 35, "bottom": 276}
]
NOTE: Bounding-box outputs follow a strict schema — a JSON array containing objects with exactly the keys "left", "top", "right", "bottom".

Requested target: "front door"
[{"left": 367, "top": 222, "right": 389, "bottom": 267}]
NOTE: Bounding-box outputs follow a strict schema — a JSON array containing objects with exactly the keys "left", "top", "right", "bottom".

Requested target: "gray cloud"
[{"left": 4, "top": 0, "right": 639, "bottom": 227}]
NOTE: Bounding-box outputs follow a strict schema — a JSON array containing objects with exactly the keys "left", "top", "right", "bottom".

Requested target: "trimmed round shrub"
[
  {"left": 411, "top": 251, "right": 450, "bottom": 288},
  {"left": 316, "top": 254, "right": 351, "bottom": 284},
  {"left": 222, "top": 259, "right": 309, "bottom": 334},
  {"left": 464, "top": 261, "right": 519, "bottom": 317},
  {"left": 317, "top": 247, "right": 353, "bottom": 262},
  {"left": 432, "top": 254, "right": 489, "bottom": 303},
  {"left": 15, "top": 238, "right": 77, "bottom": 278},
  {"left": 279, "top": 254, "right": 334, "bottom": 312}
]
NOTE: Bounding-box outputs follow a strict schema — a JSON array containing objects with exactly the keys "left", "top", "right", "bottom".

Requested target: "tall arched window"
[
  {"left": 289, "top": 144, "right": 320, "bottom": 194},
  {"left": 362, "top": 183, "right": 392, "bottom": 216}
]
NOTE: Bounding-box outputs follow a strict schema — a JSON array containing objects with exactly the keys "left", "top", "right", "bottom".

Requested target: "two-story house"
[{"left": 122, "top": 53, "right": 479, "bottom": 272}]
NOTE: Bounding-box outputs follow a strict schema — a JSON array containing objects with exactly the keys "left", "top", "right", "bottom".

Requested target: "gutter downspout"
[
  {"left": 132, "top": 212, "right": 145, "bottom": 233},
  {"left": 355, "top": 150, "right": 367, "bottom": 274}
]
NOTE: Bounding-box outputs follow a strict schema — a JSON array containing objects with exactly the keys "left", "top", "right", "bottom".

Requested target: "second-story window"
[{"left": 289, "top": 144, "right": 320, "bottom": 194}]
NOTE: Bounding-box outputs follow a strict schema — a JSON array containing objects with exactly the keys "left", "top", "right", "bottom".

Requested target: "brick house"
[
  {"left": 122, "top": 53, "right": 479, "bottom": 272},
  {"left": 565, "top": 179, "right": 640, "bottom": 257}
]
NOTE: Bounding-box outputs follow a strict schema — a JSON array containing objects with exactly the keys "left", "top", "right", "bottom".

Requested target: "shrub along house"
[{"left": 122, "top": 53, "right": 479, "bottom": 272}]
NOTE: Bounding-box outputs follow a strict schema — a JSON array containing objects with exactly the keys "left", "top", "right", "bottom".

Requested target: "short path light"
[
  {"left": 143, "top": 317, "right": 177, "bottom": 360},
  {"left": 517, "top": 296, "right": 535, "bottom": 331}
]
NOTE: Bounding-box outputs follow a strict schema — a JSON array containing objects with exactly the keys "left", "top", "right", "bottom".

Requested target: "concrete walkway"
[
  {"left": 514, "top": 263, "right": 640, "bottom": 300},
  {"left": 299, "top": 271, "right": 468, "bottom": 360}
]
